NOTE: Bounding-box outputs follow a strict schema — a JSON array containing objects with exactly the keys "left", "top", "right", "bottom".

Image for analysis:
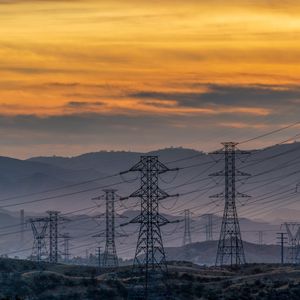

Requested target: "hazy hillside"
[
  {"left": 28, "top": 148, "right": 201, "bottom": 174},
  {"left": 24, "top": 142, "right": 300, "bottom": 221},
  {"left": 0, "top": 143, "right": 295, "bottom": 218},
  {"left": 0, "top": 143, "right": 298, "bottom": 259},
  {"left": 166, "top": 241, "right": 281, "bottom": 265},
  {"left": 0, "top": 208, "right": 282, "bottom": 263}
]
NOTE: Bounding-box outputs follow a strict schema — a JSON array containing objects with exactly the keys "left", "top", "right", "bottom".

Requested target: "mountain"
[
  {"left": 24, "top": 142, "right": 300, "bottom": 220},
  {"left": 0, "top": 143, "right": 298, "bottom": 256}
]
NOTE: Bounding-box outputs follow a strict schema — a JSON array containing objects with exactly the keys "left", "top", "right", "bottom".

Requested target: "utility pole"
[
  {"left": 92, "top": 189, "right": 124, "bottom": 271},
  {"left": 210, "top": 142, "right": 250, "bottom": 267},
  {"left": 29, "top": 217, "right": 48, "bottom": 263},
  {"left": 20, "top": 209, "right": 25, "bottom": 246},
  {"left": 277, "top": 232, "right": 288, "bottom": 264},
  {"left": 120, "top": 156, "right": 178, "bottom": 300},
  {"left": 182, "top": 209, "right": 192, "bottom": 246}
]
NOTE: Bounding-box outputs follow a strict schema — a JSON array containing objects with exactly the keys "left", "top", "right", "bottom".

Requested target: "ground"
[{"left": 0, "top": 259, "right": 300, "bottom": 299}]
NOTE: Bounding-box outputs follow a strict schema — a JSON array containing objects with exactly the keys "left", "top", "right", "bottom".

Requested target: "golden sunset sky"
[{"left": 0, "top": 0, "right": 300, "bottom": 157}]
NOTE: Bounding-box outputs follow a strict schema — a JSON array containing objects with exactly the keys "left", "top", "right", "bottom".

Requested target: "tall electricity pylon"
[
  {"left": 61, "top": 233, "right": 71, "bottom": 263},
  {"left": 47, "top": 211, "right": 59, "bottom": 263},
  {"left": 29, "top": 217, "right": 48, "bottom": 262},
  {"left": 47, "top": 211, "right": 69, "bottom": 263},
  {"left": 210, "top": 142, "right": 250, "bottom": 266},
  {"left": 203, "top": 214, "right": 213, "bottom": 241},
  {"left": 20, "top": 209, "right": 25, "bottom": 246},
  {"left": 121, "top": 156, "right": 178, "bottom": 300},
  {"left": 183, "top": 209, "right": 192, "bottom": 246},
  {"left": 283, "top": 222, "right": 300, "bottom": 264},
  {"left": 92, "top": 189, "right": 119, "bottom": 269},
  {"left": 258, "top": 231, "right": 264, "bottom": 248},
  {"left": 96, "top": 246, "right": 102, "bottom": 274}
]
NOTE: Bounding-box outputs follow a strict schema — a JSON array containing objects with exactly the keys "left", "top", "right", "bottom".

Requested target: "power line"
[
  {"left": 0, "top": 173, "right": 120, "bottom": 203},
  {"left": 238, "top": 121, "right": 300, "bottom": 145}
]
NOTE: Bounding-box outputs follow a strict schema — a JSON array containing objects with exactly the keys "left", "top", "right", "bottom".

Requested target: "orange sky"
[{"left": 0, "top": 0, "right": 300, "bottom": 157}]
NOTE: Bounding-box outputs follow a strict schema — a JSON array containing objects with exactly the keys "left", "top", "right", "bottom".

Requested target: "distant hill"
[
  {"left": 28, "top": 147, "right": 201, "bottom": 174},
  {"left": 0, "top": 208, "right": 281, "bottom": 261},
  {"left": 0, "top": 143, "right": 298, "bottom": 257},
  {"left": 23, "top": 142, "right": 300, "bottom": 221},
  {"left": 166, "top": 240, "right": 280, "bottom": 265}
]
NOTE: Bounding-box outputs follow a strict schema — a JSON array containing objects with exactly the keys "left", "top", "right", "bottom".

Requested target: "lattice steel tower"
[
  {"left": 183, "top": 209, "right": 192, "bottom": 246},
  {"left": 203, "top": 214, "right": 213, "bottom": 241},
  {"left": 47, "top": 211, "right": 60, "bottom": 263},
  {"left": 210, "top": 142, "right": 250, "bottom": 266},
  {"left": 283, "top": 223, "right": 300, "bottom": 264},
  {"left": 29, "top": 217, "right": 48, "bottom": 262},
  {"left": 93, "top": 189, "right": 119, "bottom": 268},
  {"left": 121, "top": 156, "right": 178, "bottom": 300}
]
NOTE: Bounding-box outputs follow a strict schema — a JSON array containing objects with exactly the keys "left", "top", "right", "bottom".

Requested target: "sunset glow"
[{"left": 0, "top": 0, "right": 300, "bottom": 157}]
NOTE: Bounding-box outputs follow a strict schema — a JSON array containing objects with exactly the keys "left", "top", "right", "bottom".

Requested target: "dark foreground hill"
[{"left": 1, "top": 258, "right": 300, "bottom": 300}]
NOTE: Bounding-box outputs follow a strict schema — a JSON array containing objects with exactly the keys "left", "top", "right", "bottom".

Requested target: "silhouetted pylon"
[
  {"left": 120, "top": 156, "right": 179, "bottom": 300},
  {"left": 210, "top": 142, "right": 250, "bottom": 266}
]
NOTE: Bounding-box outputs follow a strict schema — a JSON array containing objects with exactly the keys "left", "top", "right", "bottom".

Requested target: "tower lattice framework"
[
  {"left": 103, "top": 189, "right": 118, "bottom": 268},
  {"left": 203, "top": 214, "right": 213, "bottom": 241},
  {"left": 92, "top": 189, "right": 120, "bottom": 270},
  {"left": 47, "top": 211, "right": 59, "bottom": 263},
  {"left": 121, "top": 156, "right": 177, "bottom": 300},
  {"left": 29, "top": 217, "right": 48, "bottom": 262},
  {"left": 183, "top": 209, "right": 192, "bottom": 246},
  {"left": 284, "top": 223, "right": 300, "bottom": 264},
  {"left": 102, "top": 189, "right": 119, "bottom": 268},
  {"left": 210, "top": 142, "right": 250, "bottom": 266}
]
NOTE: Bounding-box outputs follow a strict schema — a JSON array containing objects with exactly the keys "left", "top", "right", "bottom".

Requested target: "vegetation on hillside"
[{"left": 1, "top": 259, "right": 300, "bottom": 299}]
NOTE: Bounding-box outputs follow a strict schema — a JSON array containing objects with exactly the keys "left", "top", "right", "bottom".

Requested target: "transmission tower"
[
  {"left": 283, "top": 223, "right": 300, "bottom": 264},
  {"left": 96, "top": 246, "right": 102, "bottom": 274},
  {"left": 258, "top": 231, "right": 264, "bottom": 248},
  {"left": 182, "top": 209, "right": 192, "bottom": 246},
  {"left": 29, "top": 217, "right": 48, "bottom": 262},
  {"left": 210, "top": 142, "right": 250, "bottom": 266},
  {"left": 48, "top": 211, "right": 59, "bottom": 263},
  {"left": 92, "top": 189, "right": 120, "bottom": 270},
  {"left": 61, "top": 233, "right": 71, "bottom": 263},
  {"left": 47, "top": 211, "right": 67, "bottom": 263},
  {"left": 203, "top": 214, "right": 213, "bottom": 241},
  {"left": 121, "top": 156, "right": 178, "bottom": 300}
]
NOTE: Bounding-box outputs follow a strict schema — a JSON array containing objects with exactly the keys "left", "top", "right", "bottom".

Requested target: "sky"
[{"left": 0, "top": 0, "right": 300, "bottom": 158}]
